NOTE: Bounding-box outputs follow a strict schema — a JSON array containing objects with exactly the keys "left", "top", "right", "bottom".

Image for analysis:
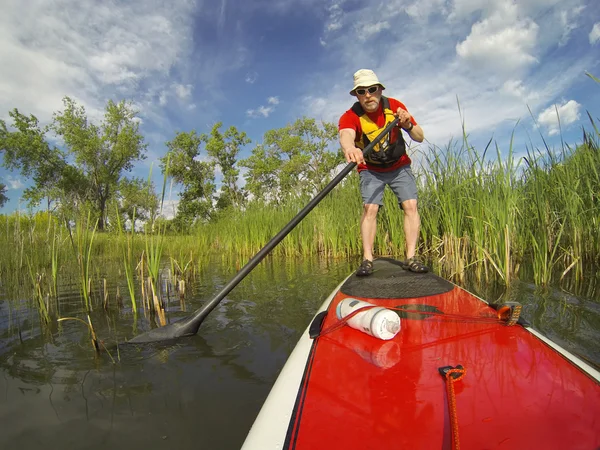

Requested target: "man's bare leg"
[
  {"left": 361, "top": 203, "right": 379, "bottom": 261},
  {"left": 402, "top": 199, "right": 420, "bottom": 259}
]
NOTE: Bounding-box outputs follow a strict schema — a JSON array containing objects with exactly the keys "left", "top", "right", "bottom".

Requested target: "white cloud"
[
  {"left": 590, "top": 22, "right": 600, "bottom": 45},
  {"left": 501, "top": 79, "right": 540, "bottom": 102},
  {"left": 0, "top": 0, "right": 197, "bottom": 125},
  {"left": 356, "top": 21, "right": 391, "bottom": 41},
  {"left": 320, "top": 1, "right": 345, "bottom": 45},
  {"left": 159, "top": 92, "right": 169, "bottom": 106},
  {"left": 247, "top": 97, "right": 280, "bottom": 118},
  {"left": 403, "top": 0, "right": 448, "bottom": 22},
  {"left": 537, "top": 100, "right": 581, "bottom": 136},
  {"left": 456, "top": 4, "right": 539, "bottom": 75},
  {"left": 155, "top": 83, "right": 194, "bottom": 108},
  {"left": 327, "top": 21, "right": 342, "bottom": 32},
  {"left": 557, "top": 6, "right": 585, "bottom": 46},
  {"left": 173, "top": 84, "right": 193, "bottom": 99},
  {"left": 302, "top": 95, "right": 343, "bottom": 124},
  {"left": 5, "top": 176, "right": 25, "bottom": 190},
  {"left": 247, "top": 106, "right": 275, "bottom": 118},
  {"left": 450, "top": 0, "right": 565, "bottom": 22},
  {"left": 449, "top": 0, "right": 500, "bottom": 21},
  {"left": 502, "top": 79, "right": 527, "bottom": 98},
  {"left": 218, "top": 0, "right": 227, "bottom": 30}
]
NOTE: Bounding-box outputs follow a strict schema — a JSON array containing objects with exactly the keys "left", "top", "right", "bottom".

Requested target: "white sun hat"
[{"left": 350, "top": 69, "right": 386, "bottom": 95}]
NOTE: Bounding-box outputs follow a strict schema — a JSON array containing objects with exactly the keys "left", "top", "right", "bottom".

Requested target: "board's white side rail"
[
  {"left": 241, "top": 276, "right": 351, "bottom": 450},
  {"left": 524, "top": 327, "right": 600, "bottom": 382}
]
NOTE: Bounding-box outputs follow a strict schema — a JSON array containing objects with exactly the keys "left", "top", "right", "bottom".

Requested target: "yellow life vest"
[{"left": 352, "top": 96, "right": 406, "bottom": 167}]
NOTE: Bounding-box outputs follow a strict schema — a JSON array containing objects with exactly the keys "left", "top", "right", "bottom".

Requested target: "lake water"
[{"left": 0, "top": 256, "right": 598, "bottom": 449}]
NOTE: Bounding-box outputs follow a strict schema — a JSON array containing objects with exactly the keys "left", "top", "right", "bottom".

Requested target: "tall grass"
[
  {"left": 115, "top": 206, "right": 138, "bottom": 313},
  {"left": 49, "top": 220, "right": 61, "bottom": 299},
  {"left": 142, "top": 160, "right": 170, "bottom": 325},
  {"left": 69, "top": 211, "right": 98, "bottom": 310}
]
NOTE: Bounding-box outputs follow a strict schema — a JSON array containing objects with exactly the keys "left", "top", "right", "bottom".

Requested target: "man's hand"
[
  {"left": 343, "top": 146, "right": 365, "bottom": 165},
  {"left": 396, "top": 107, "right": 413, "bottom": 130}
]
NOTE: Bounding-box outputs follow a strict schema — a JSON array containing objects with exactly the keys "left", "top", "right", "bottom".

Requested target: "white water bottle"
[{"left": 336, "top": 298, "right": 401, "bottom": 340}]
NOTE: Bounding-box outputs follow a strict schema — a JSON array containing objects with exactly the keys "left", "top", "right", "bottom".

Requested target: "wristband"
[{"left": 405, "top": 122, "right": 414, "bottom": 132}]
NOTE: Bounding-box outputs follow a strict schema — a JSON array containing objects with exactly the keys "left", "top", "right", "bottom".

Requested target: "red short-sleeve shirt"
[{"left": 339, "top": 97, "right": 416, "bottom": 172}]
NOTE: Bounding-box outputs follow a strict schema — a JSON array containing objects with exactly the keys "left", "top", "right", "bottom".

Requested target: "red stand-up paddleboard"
[{"left": 242, "top": 258, "right": 600, "bottom": 450}]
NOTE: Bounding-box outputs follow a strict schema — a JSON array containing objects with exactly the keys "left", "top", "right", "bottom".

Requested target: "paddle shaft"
[{"left": 187, "top": 117, "right": 401, "bottom": 326}]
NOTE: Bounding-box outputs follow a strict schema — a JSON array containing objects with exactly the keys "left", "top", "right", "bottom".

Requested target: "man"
[{"left": 338, "top": 68, "right": 428, "bottom": 276}]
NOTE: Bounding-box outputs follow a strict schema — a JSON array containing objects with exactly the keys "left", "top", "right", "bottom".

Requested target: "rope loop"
[{"left": 439, "top": 365, "right": 467, "bottom": 450}]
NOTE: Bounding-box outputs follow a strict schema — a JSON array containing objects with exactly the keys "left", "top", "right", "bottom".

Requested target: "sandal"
[
  {"left": 356, "top": 259, "right": 374, "bottom": 276},
  {"left": 401, "top": 257, "right": 429, "bottom": 273}
]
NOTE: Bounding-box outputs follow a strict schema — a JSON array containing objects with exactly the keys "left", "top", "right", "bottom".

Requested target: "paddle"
[{"left": 128, "top": 117, "right": 400, "bottom": 343}]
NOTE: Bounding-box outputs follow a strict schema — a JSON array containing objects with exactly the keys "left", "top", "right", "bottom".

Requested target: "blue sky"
[{"left": 1, "top": 0, "right": 599, "bottom": 215}]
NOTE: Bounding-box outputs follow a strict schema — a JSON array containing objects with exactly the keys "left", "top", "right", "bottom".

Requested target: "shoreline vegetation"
[
  {"left": 1, "top": 122, "right": 598, "bottom": 302},
  {"left": 1, "top": 79, "right": 599, "bottom": 334}
]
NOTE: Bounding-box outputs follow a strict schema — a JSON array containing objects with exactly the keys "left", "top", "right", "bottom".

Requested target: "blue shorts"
[{"left": 359, "top": 165, "right": 418, "bottom": 206}]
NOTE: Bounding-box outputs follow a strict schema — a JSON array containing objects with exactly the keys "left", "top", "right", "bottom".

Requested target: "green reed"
[
  {"left": 196, "top": 176, "right": 364, "bottom": 260},
  {"left": 169, "top": 248, "right": 196, "bottom": 282},
  {"left": 522, "top": 125, "right": 600, "bottom": 284},
  {"left": 115, "top": 206, "right": 138, "bottom": 313},
  {"left": 143, "top": 159, "right": 170, "bottom": 323},
  {"left": 69, "top": 211, "right": 98, "bottom": 310},
  {"left": 47, "top": 217, "right": 64, "bottom": 299},
  {"left": 57, "top": 315, "right": 117, "bottom": 362},
  {"left": 418, "top": 139, "right": 473, "bottom": 280},
  {"left": 26, "top": 260, "right": 50, "bottom": 324}
]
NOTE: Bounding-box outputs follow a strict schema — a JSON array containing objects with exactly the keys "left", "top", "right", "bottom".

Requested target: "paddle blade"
[{"left": 127, "top": 315, "right": 200, "bottom": 343}]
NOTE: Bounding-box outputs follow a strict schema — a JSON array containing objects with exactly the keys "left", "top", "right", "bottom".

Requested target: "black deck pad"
[{"left": 340, "top": 257, "right": 454, "bottom": 299}]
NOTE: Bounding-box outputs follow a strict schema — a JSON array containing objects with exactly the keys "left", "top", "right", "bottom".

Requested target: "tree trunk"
[{"left": 97, "top": 197, "right": 107, "bottom": 231}]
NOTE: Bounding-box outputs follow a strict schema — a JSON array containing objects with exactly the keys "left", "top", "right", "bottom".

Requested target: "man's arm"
[
  {"left": 339, "top": 128, "right": 365, "bottom": 164},
  {"left": 395, "top": 107, "right": 424, "bottom": 143},
  {"left": 405, "top": 124, "right": 424, "bottom": 143}
]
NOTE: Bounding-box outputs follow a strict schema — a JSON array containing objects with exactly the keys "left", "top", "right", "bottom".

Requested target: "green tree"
[
  {"left": 52, "top": 97, "right": 147, "bottom": 230},
  {"left": 297, "top": 118, "right": 343, "bottom": 192},
  {"left": 0, "top": 109, "right": 81, "bottom": 212},
  {"left": 238, "top": 143, "right": 281, "bottom": 203},
  {"left": 1, "top": 99, "right": 147, "bottom": 229},
  {"left": 204, "top": 123, "right": 251, "bottom": 210},
  {"left": 161, "top": 131, "right": 215, "bottom": 229},
  {"left": 240, "top": 117, "right": 342, "bottom": 203},
  {"left": 117, "top": 177, "right": 159, "bottom": 229}
]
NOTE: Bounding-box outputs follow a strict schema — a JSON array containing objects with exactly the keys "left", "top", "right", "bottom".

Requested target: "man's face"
[{"left": 356, "top": 85, "right": 382, "bottom": 113}]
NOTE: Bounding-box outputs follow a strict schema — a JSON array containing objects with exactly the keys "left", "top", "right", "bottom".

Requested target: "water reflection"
[{"left": 0, "top": 256, "right": 598, "bottom": 449}]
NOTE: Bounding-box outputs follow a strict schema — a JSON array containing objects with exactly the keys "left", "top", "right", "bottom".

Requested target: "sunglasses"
[{"left": 355, "top": 86, "right": 379, "bottom": 96}]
